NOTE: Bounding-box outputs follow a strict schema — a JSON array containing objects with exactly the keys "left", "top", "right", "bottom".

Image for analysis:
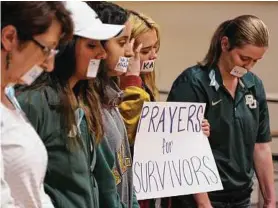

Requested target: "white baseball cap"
[{"left": 65, "top": 1, "right": 125, "bottom": 40}]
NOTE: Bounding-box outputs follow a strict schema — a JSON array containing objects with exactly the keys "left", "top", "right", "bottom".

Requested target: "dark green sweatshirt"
[{"left": 16, "top": 85, "right": 124, "bottom": 208}]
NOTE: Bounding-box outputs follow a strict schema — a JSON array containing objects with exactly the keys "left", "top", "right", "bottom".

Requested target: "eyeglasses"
[{"left": 31, "top": 38, "right": 59, "bottom": 59}]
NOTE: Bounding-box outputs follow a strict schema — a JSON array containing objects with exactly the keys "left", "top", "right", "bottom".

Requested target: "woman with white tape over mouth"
[
  {"left": 167, "top": 15, "right": 274, "bottom": 208},
  {"left": 1, "top": 2, "right": 73, "bottom": 208},
  {"left": 15, "top": 1, "right": 126, "bottom": 208},
  {"left": 87, "top": 2, "right": 141, "bottom": 208},
  {"left": 118, "top": 11, "right": 161, "bottom": 152}
]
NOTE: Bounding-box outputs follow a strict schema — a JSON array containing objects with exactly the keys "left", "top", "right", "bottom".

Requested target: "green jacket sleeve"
[
  {"left": 16, "top": 89, "right": 47, "bottom": 138},
  {"left": 118, "top": 86, "right": 150, "bottom": 147},
  {"left": 132, "top": 188, "right": 140, "bottom": 208},
  {"left": 94, "top": 138, "right": 127, "bottom": 208}
]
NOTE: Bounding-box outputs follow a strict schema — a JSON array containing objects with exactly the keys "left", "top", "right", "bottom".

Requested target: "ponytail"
[{"left": 200, "top": 20, "right": 232, "bottom": 68}]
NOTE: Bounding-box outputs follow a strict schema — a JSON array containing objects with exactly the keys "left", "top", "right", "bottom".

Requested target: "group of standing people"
[{"left": 1, "top": 1, "right": 276, "bottom": 208}]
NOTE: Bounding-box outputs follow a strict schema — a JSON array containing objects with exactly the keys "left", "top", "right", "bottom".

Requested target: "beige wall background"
[{"left": 117, "top": 1, "right": 278, "bottom": 134}]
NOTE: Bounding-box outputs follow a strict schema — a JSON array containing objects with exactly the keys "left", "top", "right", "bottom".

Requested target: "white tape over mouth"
[
  {"left": 141, "top": 60, "right": 156, "bottom": 73},
  {"left": 230, "top": 66, "right": 247, "bottom": 78},
  {"left": 87, "top": 59, "right": 101, "bottom": 78},
  {"left": 20, "top": 65, "right": 44, "bottom": 85},
  {"left": 114, "top": 56, "right": 129, "bottom": 73}
]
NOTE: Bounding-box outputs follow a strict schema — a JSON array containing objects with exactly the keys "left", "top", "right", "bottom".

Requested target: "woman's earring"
[{"left": 6, "top": 52, "right": 12, "bottom": 70}]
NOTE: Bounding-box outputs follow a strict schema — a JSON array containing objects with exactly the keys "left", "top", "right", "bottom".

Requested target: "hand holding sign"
[
  {"left": 133, "top": 102, "right": 223, "bottom": 200},
  {"left": 125, "top": 39, "right": 143, "bottom": 77},
  {"left": 201, "top": 119, "right": 210, "bottom": 137}
]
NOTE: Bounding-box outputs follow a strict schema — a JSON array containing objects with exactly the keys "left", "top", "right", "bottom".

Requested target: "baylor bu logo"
[
  {"left": 245, "top": 94, "right": 257, "bottom": 109},
  {"left": 112, "top": 143, "right": 132, "bottom": 185}
]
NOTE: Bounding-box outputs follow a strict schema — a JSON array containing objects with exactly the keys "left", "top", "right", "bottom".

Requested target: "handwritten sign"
[{"left": 133, "top": 102, "right": 223, "bottom": 200}]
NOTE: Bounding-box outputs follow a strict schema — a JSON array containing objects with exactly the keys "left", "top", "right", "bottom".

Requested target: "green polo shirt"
[{"left": 167, "top": 64, "right": 271, "bottom": 193}]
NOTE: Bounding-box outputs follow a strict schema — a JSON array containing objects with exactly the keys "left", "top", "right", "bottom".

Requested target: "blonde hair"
[
  {"left": 201, "top": 15, "right": 269, "bottom": 68},
  {"left": 128, "top": 10, "right": 160, "bottom": 101}
]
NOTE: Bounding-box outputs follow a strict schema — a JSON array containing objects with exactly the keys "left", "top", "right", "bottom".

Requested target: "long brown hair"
[
  {"left": 128, "top": 10, "right": 160, "bottom": 101},
  {"left": 53, "top": 37, "right": 104, "bottom": 146},
  {"left": 200, "top": 15, "right": 269, "bottom": 68},
  {"left": 73, "top": 81, "right": 104, "bottom": 144},
  {"left": 18, "top": 37, "right": 104, "bottom": 149},
  {"left": 1, "top": 1, "right": 73, "bottom": 47}
]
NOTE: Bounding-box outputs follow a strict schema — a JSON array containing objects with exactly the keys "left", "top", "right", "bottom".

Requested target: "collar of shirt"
[{"left": 208, "top": 66, "right": 255, "bottom": 92}]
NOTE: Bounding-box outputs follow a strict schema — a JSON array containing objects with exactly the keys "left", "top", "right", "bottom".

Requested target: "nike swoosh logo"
[{"left": 212, "top": 99, "right": 222, "bottom": 106}]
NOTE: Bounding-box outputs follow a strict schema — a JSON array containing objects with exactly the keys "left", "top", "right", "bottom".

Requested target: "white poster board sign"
[{"left": 133, "top": 102, "right": 223, "bottom": 200}]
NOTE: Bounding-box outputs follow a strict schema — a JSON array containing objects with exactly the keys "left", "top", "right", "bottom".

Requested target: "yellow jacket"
[
  {"left": 118, "top": 75, "right": 154, "bottom": 147},
  {"left": 118, "top": 86, "right": 150, "bottom": 147}
]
